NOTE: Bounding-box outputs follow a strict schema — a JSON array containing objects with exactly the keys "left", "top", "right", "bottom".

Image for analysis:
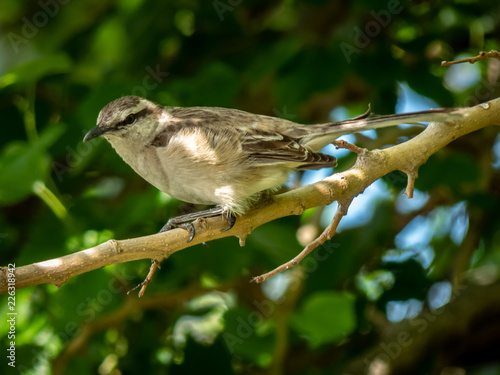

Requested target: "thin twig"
[
  {"left": 332, "top": 139, "right": 363, "bottom": 153},
  {"left": 251, "top": 205, "right": 347, "bottom": 283},
  {"left": 127, "top": 259, "right": 162, "bottom": 297},
  {"left": 441, "top": 50, "right": 500, "bottom": 67}
]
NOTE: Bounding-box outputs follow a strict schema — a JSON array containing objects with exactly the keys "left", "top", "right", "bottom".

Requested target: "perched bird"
[{"left": 84, "top": 96, "right": 460, "bottom": 239}]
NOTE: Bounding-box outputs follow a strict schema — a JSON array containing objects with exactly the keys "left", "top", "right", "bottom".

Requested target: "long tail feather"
[{"left": 297, "top": 108, "right": 463, "bottom": 151}]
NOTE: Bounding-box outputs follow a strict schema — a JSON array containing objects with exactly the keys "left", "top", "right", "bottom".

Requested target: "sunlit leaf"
[{"left": 291, "top": 291, "right": 356, "bottom": 348}]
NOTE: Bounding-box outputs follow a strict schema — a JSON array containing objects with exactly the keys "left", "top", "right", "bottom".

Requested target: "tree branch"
[
  {"left": 1, "top": 99, "right": 499, "bottom": 295},
  {"left": 441, "top": 50, "right": 500, "bottom": 66}
]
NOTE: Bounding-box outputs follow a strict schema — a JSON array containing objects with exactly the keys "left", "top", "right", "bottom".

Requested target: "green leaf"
[
  {"left": 291, "top": 291, "right": 356, "bottom": 348},
  {"left": 247, "top": 38, "right": 303, "bottom": 84},
  {"left": 274, "top": 47, "right": 347, "bottom": 110},
  {"left": 0, "top": 54, "right": 72, "bottom": 89},
  {"left": 166, "top": 62, "right": 240, "bottom": 107},
  {"left": 222, "top": 308, "right": 275, "bottom": 367},
  {"left": 0, "top": 124, "right": 64, "bottom": 205},
  {"left": 248, "top": 219, "right": 302, "bottom": 265},
  {"left": 416, "top": 152, "right": 480, "bottom": 194}
]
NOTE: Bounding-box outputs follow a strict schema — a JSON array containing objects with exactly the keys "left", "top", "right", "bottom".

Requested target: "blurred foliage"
[{"left": 1, "top": 0, "right": 500, "bottom": 374}]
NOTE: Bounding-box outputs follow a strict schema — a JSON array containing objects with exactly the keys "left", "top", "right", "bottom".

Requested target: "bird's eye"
[{"left": 125, "top": 114, "right": 136, "bottom": 125}]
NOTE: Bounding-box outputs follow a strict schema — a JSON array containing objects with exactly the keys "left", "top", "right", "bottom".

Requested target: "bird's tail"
[{"left": 293, "top": 107, "right": 464, "bottom": 151}]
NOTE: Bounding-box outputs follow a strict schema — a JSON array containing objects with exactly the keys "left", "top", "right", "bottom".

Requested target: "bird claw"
[
  {"left": 159, "top": 206, "right": 235, "bottom": 242},
  {"left": 221, "top": 213, "right": 236, "bottom": 232},
  {"left": 160, "top": 221, "right": 195, "bottom": 242}
]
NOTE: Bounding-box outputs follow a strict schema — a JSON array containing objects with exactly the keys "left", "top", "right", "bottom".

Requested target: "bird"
[{"left": 83, "top": 95, "right": 461, "bottom": 240}]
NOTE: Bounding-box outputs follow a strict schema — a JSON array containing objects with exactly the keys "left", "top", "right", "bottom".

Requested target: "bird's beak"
[{"left": 83, "top": 125, "right": 109, "bottom": 142}]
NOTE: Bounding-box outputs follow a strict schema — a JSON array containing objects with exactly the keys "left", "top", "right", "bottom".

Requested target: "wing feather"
[
  {"left": 156, "top": 107, "right": 337, "bottom": 170},
  {"left": 241, "top": 130, "right": 336, "bottom": 170}
]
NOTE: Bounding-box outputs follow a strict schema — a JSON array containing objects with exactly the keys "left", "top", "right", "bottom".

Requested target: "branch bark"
[
  {"left": 1, "top": 99, "right": 498, "bottom": 295},
  {"left": 441, "top": 50, "right": 500, "bottom": 66}
]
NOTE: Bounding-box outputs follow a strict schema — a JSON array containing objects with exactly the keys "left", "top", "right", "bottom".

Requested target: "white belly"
[{"left": 108, "top": 135, "right": 290, "bottom": 215}]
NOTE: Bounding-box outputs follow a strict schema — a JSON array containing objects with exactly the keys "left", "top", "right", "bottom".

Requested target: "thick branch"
[{"left": 1, "top": 99, "right": 498, "bottom": 294}]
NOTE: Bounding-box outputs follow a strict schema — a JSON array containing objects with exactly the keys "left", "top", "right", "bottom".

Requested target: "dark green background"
[{"left": 1, "top": 0, "right": 500, "bottom": 374}]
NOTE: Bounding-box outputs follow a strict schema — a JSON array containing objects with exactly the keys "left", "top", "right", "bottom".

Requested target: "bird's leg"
[{"left": 160, "top": 206, "right": 236, "bottom": 242}]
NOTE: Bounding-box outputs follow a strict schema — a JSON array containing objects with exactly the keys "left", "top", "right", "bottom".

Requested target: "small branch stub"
[{"left": 404, "top": 170, "right": 418, "bottom": 198}]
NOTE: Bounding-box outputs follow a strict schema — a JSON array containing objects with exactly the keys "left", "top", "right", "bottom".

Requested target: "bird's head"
[{"left": 84, "top": 96, "right": 165, "bottom": 145}]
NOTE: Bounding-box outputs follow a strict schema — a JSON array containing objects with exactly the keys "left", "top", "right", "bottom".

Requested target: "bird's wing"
[
  {"left": 240, "top": 129, "right": 337, "bottom": 170},
  {"left": 165, "top": 106, "right": 337, "bottom": 170}
]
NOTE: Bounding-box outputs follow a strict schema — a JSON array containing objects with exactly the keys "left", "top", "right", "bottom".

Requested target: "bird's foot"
[{"left": 160, "top": 207, "right": 236, "bottom": 242}]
